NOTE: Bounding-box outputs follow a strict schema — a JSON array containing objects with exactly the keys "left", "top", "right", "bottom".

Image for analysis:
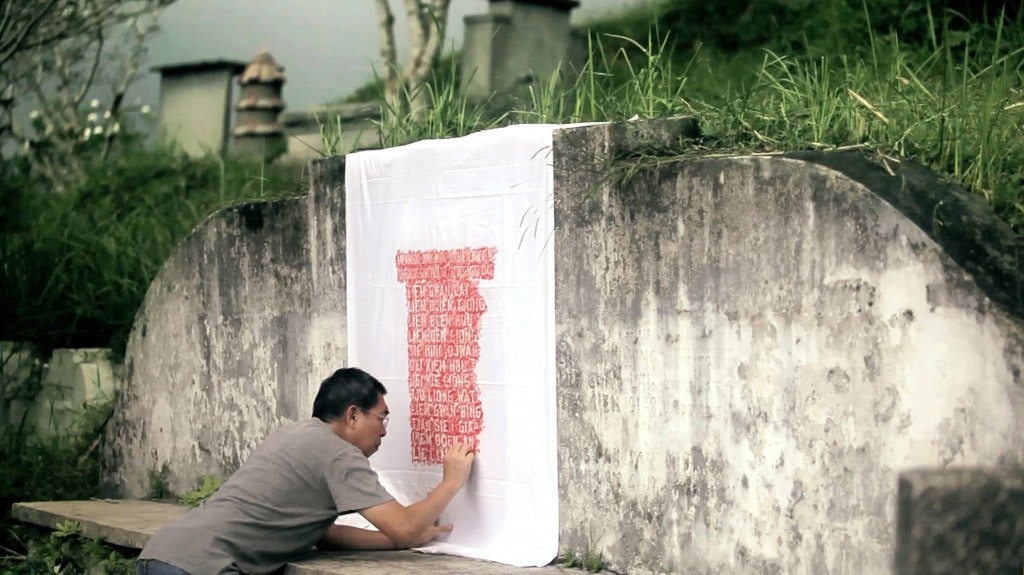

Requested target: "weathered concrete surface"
[
  {"left": 13, "top": 500, "right": 577, "bottom": 574},
  {"left": 552, "top": 122, "right": 1024, "bottom": 575},
  {"left": 895, "top": 467, "right": 1024, "bottom": 575},
  {"left": 287, "top": 551, "right": 574, "bottom": 575},
  {"left": 102, "top": 157, "right": 349, "bottom": 497},
  {"left": 1, "top": 344, "right": 122, "bottom": 438},
  {"left": 32, "top": 348, "right": 121, "bottom": 437}
]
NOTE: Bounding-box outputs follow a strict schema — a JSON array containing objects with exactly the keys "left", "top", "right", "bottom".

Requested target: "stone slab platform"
[
  {"left": 12, "top": 499, "right": 187, "bottom": 550},
  {"left": 13, "top": 500, "right": 576, "bottom": 575}
]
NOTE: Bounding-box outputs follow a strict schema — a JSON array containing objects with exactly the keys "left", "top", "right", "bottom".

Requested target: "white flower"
[
  {"left": 90, "top": 99, "right": 100, "bottom": 109},
  {"left": 94, "top": 125, "right": 103, "bottom": 135},
  {"left": 103, "top": 110, "right": 111, "bottom": 119},
  {"left": 140, "top": 104, "right": 152, "bottom": 115},
  {"left": 87, "top": 112, "right": 98, "bottom": 123},
  {"left": 111, "top": 123, "right": 120, "bottom": 134},
  {"left": 83, "top": 127, "right": 92, "bottom": 140},
  {"left": 29, "top": 110, "right": 40, "bottom": 119}
]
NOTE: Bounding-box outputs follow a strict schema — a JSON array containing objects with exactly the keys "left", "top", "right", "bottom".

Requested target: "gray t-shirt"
[{"left": 140, "top": 418, "right": 394, "bottom": 574}]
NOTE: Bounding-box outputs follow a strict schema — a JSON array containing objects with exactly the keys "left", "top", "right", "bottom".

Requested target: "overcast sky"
[{"left": 137, "top": 0, "right": 652, "bottom": 111}]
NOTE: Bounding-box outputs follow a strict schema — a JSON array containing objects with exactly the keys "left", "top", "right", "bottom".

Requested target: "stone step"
[
  {"left": 12, "top": 500, "right": 577, "bottom": 575},
  {"left": 13, "top": 499, "right": 185, "bottom": 550}
]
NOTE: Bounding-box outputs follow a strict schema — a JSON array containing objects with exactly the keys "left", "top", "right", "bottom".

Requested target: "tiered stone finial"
[{"left": 232, "top": 52, "right": 286, "bottom": 160}]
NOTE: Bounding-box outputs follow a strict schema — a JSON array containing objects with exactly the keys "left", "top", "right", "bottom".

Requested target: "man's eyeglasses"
[{"left": 360, "top": 408, "right": 390, "bottom": 429}]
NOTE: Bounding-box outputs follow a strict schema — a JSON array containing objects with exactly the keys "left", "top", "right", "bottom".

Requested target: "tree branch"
[
  {"left": 408, "top": 0, "right": 448, "bottom": 83},
  {"left": 374, "top": 0, "right": 401, "bottom": 109},
  {"left": 73, "top": 30, "right": 105, "bottom": 107},
  {"left": 0, "top": 0, "right": 61, "bottom": 68},
  {"left": 401, "top": 0, "right": 426, "bottom": 82}
]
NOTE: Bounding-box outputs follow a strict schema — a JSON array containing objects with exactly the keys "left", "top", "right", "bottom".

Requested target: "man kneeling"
[{"left": 137, "top": 367, "right": 474, "bottom": 575}]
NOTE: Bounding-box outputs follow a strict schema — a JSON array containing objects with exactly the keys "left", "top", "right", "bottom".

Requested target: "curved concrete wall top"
[
  {"left": 552, "top": 122, "right": 1024, "bottom": 575},
  {"left": 103, "top": 158, "right": 348, "bottom": 497}
]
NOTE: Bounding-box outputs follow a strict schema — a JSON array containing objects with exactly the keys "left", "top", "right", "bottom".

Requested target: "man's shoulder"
[
  {"left": 268, "top": 418, "right": 361, "bottom": 458},
  {"left": 271, "top": 417, "right": 328, "bottom": 439}
]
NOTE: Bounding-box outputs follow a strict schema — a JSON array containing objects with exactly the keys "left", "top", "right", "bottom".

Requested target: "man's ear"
[{"left": 344, "top": 405, "right": 360, "bottom": 427}]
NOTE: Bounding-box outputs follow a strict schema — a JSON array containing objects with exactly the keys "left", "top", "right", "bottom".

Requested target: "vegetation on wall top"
[{"left": 339, "top": 0, "right": 1023, "bottom": 242}]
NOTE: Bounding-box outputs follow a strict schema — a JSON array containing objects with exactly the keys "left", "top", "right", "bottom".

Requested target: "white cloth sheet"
[{"left": 344, "top": 124, "right": 562, "bottom": 567}]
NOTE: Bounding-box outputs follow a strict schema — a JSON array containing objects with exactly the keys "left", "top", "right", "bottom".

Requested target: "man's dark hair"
[{"left": 312, "top": 368, "right": 387, "bottom": 422}]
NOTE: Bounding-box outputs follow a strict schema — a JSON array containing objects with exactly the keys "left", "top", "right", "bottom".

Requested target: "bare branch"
[
  {"left": 2, "top": 0, "right": 171, "bottom": 191},
  {"left": 374, "top": 0, "right": 400, "bottom": 108},
  {"left": 0, "top": 0, "right": 61, "bottom": 67},
  {"left": 73, "top": 31, "right": 105, "bottom": 107},
  {"left": 0, "top": 0, "right": 155, "bottom": 69},
  {"left": 407, "top": 0, "right": 449, "bottom": 84},
  {"left": 401, "top": 0, "right": 426, "bottom": 81}
]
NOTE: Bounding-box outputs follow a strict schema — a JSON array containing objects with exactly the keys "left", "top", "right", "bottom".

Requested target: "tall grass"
[
  {"left": 373, "top": 54, "right": 507, "bottom": 148},
  {"left": 688, "top": 8, "right": 1024, "bottom": 228},
  {"left": 340, "top": 7, "right": 1023, "bottom": 233}
]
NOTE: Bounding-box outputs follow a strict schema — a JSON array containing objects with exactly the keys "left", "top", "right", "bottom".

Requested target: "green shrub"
[
  {"left": 0, "top": 409, "right": 115, "bottom": 572},
  {"left": 0, "top": 149, "right": 305, "bottom": 357},
  {"left": 179, "top": 475, "right": 224, "bottom": 508},
  {"left": 588, "top": 0, "right": 1021, "bottom": 55},
  {"left": 3, "top": 521, "right": 137, "bottom": 575}
]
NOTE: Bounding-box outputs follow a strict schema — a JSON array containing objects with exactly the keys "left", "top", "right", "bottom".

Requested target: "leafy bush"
[
  {"left": 588, "top": 0, "right": 1021, "bottom": 55},
  {"left": 0, "top": 396, "right": 117, "bottom": 573},
  {"left": 3, "top": 521, "right": 136, "bottom": 575},
  {"left": 179, "top": 475, "right": 224, "bottom": 508},
  {"left": 0, "top": 431, "right": 102, "bottom": 525},
  {"left": 0, "top": 149, "right": 305, "bottom": 356}
]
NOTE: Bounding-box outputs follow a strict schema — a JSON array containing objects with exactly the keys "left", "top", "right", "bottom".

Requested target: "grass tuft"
[{"left": 326, "top": 5, "right": 1023, "bottom": 234}]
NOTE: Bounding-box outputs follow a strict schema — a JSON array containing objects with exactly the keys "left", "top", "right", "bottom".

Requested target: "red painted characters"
[{"left": 396, "top": 247, "right": 496, "bottom": 464}]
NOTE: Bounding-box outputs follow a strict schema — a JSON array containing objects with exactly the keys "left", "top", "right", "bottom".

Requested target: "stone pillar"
[
  {"left": 232, "top": 52, "right": 286, "bottom": 161},
  {"left": 896, "top": 468, "right": 1024, "bottom": 575},
  {"left": 461, "top": 0, "right": 580, "bottom": 103},
  {"left": 152, "top": 60, "right": 246, "bottom": 157}
]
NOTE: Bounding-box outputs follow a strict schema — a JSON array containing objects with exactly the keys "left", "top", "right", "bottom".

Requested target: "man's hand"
[
  {"left": 359, "top": 443, "right": 475, "bottom": 548},
  {"left": 442, "top": 442, "right": 475, "bottom": 488},
  {"left": 412, "top": 521, "right": 454, "bottom": 547}
]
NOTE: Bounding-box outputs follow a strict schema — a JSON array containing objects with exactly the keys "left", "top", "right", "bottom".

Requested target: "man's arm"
[
  {"left": 318, "top": 522, "right": 454, "bottom": 551},
  {"left": 358, "top": 443, "right": 474, "bottom": 548},
  {"left": 318, "top": 525, "right": 396, "bottom": 551}
]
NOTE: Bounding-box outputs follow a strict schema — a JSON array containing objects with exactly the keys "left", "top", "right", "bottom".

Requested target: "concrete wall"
[
  {"left": 551, "top": 122, "right": 1024, "bottom": 575},
  {"left": 102, "top": 120, "right": 1024, "bottom": 574},
  {"left": 102, "top": 158, "right": 348, "bottom": 496},
  {"left": 1, "top": 343, "right": 122, "bottom": 438}
]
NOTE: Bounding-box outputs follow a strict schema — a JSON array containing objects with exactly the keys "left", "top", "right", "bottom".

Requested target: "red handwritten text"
[{"left": 396, "top": 247, "right": 496, "bottom": 464}]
